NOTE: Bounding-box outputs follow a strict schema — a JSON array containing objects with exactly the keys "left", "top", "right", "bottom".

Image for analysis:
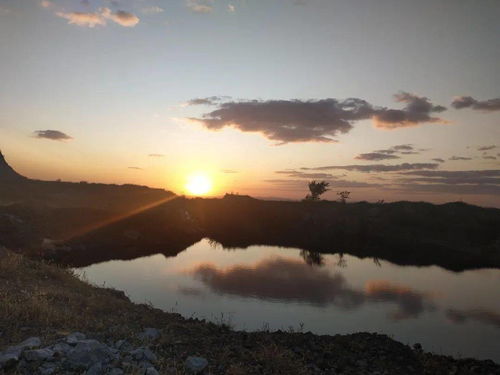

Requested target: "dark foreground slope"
[{"left": 1, "top": 249, "right": 499, "bottom": 374}]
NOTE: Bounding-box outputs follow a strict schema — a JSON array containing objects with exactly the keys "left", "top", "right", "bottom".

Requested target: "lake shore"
[{"left": 1, "top": 248, "right": 499, "bottom": 375}]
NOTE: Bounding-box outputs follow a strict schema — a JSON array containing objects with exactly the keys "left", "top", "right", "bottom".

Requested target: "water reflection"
[
  {"left": 76, "top": 239, "right": 500, "bottom": 362},
  {"left": 188, "top": 256, "right": 435, "bottom": 319}
]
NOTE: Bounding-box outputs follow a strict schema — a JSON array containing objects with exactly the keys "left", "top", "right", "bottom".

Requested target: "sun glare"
[{"left": 186, "top": 173, "right": 213, "bottom": 196}]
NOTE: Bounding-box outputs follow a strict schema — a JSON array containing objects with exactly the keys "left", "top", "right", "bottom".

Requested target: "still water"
[{"left": 76, "top": 239, "right": 500, "bottom": 362}]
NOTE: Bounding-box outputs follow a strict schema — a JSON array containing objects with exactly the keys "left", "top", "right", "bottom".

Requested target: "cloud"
[
  {"left": 449, "top": 156, "right": 472, "bottom": 161},
  {"left": 451, "top": 96, "right": 500, "bottom": 112},
  {"left": 128, "top": 166, "right": 143, "bottom": 170},
  {"left": 265, "top": 179, "right": 377, "bottom": 188},
  {"left": 478, "top": 145, "right": 496, "bottom": 151},
  {"left": 187, "top": 96, "right": 223, "bottom": 106},
  {"left": 33, "top": 130, "right": 73, "bottom": 141},
  {"left": 186, "top": 0, "right": 214, "bottom": 13},
  {"left": 275, "top": 170, "right": 335, "bottom": 179},
  {"left": 56, "top": 11, "right": 106, "bottom": 27},
  {"left": 148, "top": 153, "right": 164, "bottom": 157},
  {"left": 227, "top": 4, "right": 235, "bottom": 12},
  {"left": 101, "top": 8, "right": 139, "bottom": 27},
  {"left": 40, "top": 0, "right": 54, "bottom": 8},
  {"left": 400, "top": 170, "right": 500, "bottom": 178},
  {"left": 355, "top": 152, "right": 400, "bottom": 161},
  {"left": 190, "top": 98, "right": 375, "bottom": 143},
  {"left": 56, "top": 8, "right": 139, "bottom": 28},
  {"left": 302, "top": 163, "right": 439, "bottom": 173},
  {"left": 189, "top": 93, "right": 447, "bottom": 143},
  {"left": 372, "top": 92, "right": 447, "bottom": 129},
  {"left": 221, "top": 169, "right": 238, "bottom": 174},
  {"left": 483, "top": 156, "right": 497, "bottom": 160},
  {"left": 141, "top": 6, "right": 164, "bottom": 15},
  {"left": 432, "top": 158, "right": 445, "bottom": 163}
]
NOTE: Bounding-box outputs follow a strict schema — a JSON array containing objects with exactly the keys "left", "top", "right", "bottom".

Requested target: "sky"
[{"left": 0, "top": 0, "right": 499, "bottom": 206}]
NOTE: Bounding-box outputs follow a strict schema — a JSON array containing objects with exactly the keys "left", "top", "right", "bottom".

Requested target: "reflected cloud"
[
  {"left": 446, "top": 309, "right": 500, "bottom": 328},
  {"left": 188, "top": 256, "right": 435, "bottom": 319},
  {"left": 189, "top": 257, "right": 364, "bottom": 307},
  {"left": 365, "top": 281, "right": 434, "bottom": 320}
]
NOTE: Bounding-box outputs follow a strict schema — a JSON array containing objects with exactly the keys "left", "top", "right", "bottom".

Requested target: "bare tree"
[{"left": 304, "top": 181, "right": 330, "bottom": 201}]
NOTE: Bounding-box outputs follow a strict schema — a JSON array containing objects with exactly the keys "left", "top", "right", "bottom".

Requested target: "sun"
[{"left": 185, "top": 172, "right": 213, "bottom": 196}]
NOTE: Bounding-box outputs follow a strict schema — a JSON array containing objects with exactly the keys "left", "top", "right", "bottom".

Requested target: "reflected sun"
[{"left": 186, "top": 172, "right": 213, "bottom": 196}]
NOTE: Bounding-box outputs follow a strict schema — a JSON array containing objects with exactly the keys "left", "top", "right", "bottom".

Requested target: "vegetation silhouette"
[{"left": 304, "top": 181, "right": 330, "bottom": 201}]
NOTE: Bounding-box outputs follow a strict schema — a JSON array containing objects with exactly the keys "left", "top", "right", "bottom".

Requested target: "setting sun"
[{"left": 185, "top": 172, "right": 213, "bottom": 196}]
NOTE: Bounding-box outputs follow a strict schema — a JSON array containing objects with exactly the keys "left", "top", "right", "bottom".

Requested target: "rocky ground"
[{"left": 1, "top": 248, "right": 499, "bottom": 375}]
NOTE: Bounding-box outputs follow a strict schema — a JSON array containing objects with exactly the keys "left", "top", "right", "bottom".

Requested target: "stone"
[
  {"left": 109, "top": 368, "right": 124, "bottom": 375},
  {"left": 185, "top": 356, "right": 208, "bottom": 374},
  {"left": 39, "top": 362, "right": 58, "bottom": 375},
  {"left": 66, "top": 332, "right": 86, "bottom": 345},
  {"left": 51, "top": 342, "right": 72, "bottom": 355},
  {"left": 23, "top": 348, "right": 54, "bottom": 361},
  {"left": 66, "top": 339, "right": 116, "bottom": 369},
  {"left": 85, "top": 361, "right": 103, "bottom": 375},
  {"left": 138, "top": 328, "right": 161, "bottom": 341},
  {"left": 0, "top": 352, "right": 19, "bottom": 369},
  {"left": 145, "top": 367, "right": 160, "bottom": 375},
  {"left": 0, "top": 336, "right": 42, "bottom": 368},
  {"left": 130, "top": 347, "right": 157, "bottom": 363}
]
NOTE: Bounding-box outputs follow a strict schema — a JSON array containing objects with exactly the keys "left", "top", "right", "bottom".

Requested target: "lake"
[{"left": 75, "top": 239, "right": 500, "bottom": 362}]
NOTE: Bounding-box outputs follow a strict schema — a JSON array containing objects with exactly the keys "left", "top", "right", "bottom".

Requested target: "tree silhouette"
[
  {"left": 305, "top": 181, "right": 330, "bottom": 201},
  {"left": 337, "top": 191, "right": 351, "bottom": 204}
]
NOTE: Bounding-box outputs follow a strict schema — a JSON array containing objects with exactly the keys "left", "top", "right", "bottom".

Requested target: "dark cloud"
[
  {"left": 148, "top": 153, "right": 164, "bottom": 157},
  {"left": 189, "top": 257, "right": 434, "bottom": 318},
  {"left": 265, "top": 179, "right": 377, "bottom": 188},
  {"left": 451, "top": 96, "right": 500, "bottom": 112},
  {"left": 449, "top": 156, "right": 472, "bottom": 161},
  {"left": 400, "top": 170, "right": 500, "bottom": 178},
  {"left": 128, "top": 166, "right": 143, "bottom": 170},
  {"left": 302, "top": 163, "right": 439, "bottom": 173},
  {"left": 190, "top": 98, "right": 374, "bottom": 143},
  {"left": 446, "top": 309, "right": 500, "bottom": 328},
  {"left": 478, "top": 145, "right": 496, "bottom": 151},
  {"left": 483, "top": 156, "right": 497, "bottom": 160},
  {"left": 397, "top": 183, "right": 500, "bottom": 195},
  {"left": 33, "top": 130, "right": 73, "bottom": 141},
  {"left": 432, "top": 158, "right": 445, "bottom": 163},
  {"left": 372, "top": 92, "right": 447, "bottom": 129},
  {"left": 221, "top": 169, "right": 238, "bottom": 174},
  {"left": 355, "top": 152, "right": 400, "bottom": 161},
  {"left": 275, "top": 170, "right": 335, "bottom": 179},
  {"left": 187, "top": 96, "right": 223, "bottom": 106},
  {"left": 189, "top": 93, "right": 447, "bottom": 143}
]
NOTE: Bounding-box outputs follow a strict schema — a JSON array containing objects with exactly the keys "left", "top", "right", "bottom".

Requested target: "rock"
[
  {"left": 39, "top": 362, "right": 57, "bottom": 375},
  {"left": 115, "top": 339, "right": 132, "bottom": 351},
  {"left": 0, "top": 337, "right": 41, "bottom": 369},
  {"left": 185, "top": 356, "right": 208, "bottom": 374},
  {"left": 109, "top": 368, "right": 124, "bottom": 375},
  {"left": 0, "top": 352, "right": 19, "bottom": 369},
  {"left": 130, "top": 347, "right": 157, "bottom": 363},
  {"left": 138, "top": 328, "right": 161, "bottom": 341},
  {"left": 66, "top": 332, "right": 86, "bottom": 345},
  {"left": 66, "top": 339, "right": 116, "bottom": 370},
  {"left": 145, "top": 367, "right": 160, "bottom": 375},
  {"left": 23, "top": 348, "right": 54, "bottom": 361},
  {"left": 85, "top": 361, "right": 103, "bottom": 375},
  {"left": 51, "top": 342, "right": 72, "bottom": 355}
]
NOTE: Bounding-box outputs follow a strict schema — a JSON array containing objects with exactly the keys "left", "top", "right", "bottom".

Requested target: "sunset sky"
[{"left": 0, "top": 0, "right": 499, "bottom": 206}]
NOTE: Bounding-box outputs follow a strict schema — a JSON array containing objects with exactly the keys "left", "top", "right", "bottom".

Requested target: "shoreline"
[{"left": 1, "top": 248, "right": 499, "bottom": 374}]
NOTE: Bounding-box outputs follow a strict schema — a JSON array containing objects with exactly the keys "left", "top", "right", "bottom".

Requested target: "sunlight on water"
[{"left": 76, "top": 239, "right": 500, "bottom": 362}]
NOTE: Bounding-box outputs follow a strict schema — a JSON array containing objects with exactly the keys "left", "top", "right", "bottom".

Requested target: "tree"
[
  {"left": 305, "top": 180, "right": 330, "bottom": 201},
  {"left": 337, "top": 191, "right": 351, "bottom": 204}
]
